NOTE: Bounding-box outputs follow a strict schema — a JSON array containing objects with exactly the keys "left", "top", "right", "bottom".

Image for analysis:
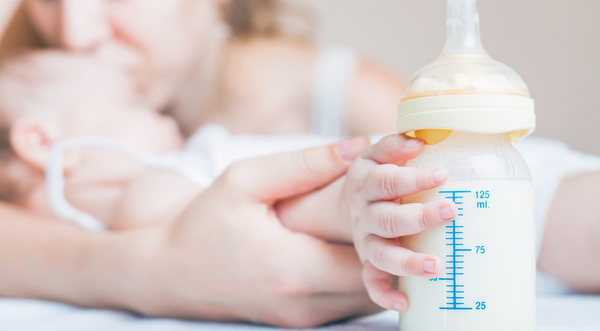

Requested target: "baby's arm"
[
  {"left": 277, "top": 177, "right": 351, "bottom": 243},
  {"left": 538, "top": 171, "right": 600, "bottom": 293},
  {"left": 107, "top": 169, "right": 203, "bottom": 230}
]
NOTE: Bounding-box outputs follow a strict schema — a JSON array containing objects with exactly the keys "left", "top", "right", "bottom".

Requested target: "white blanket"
[{"left": 1, "top": 294, "right": 599, "bottom": 330}]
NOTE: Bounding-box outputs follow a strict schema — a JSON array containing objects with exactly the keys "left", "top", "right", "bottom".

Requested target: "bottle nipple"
[
  {"left": 398, "top": 0, "right": 535, "bottom": 145},
  {"left": 443, "top": 0, "right": 486, "bottom": 57},
  {"left": 401, "top": 0, "right": 530, "bottom": 102}
]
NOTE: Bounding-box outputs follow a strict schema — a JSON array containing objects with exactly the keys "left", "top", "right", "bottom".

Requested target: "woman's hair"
[{"left": 223, "top": 0, "right": 313, "bottom": 39}]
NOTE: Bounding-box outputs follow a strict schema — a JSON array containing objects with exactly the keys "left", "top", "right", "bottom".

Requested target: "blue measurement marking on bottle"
[{"left": 438, "top": 190, "right": 473, "bottom": 311}]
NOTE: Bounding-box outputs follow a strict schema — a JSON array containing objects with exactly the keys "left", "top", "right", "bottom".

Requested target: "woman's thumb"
[{"left": 220, "top": 136, "right": 371, "bottom": 201}]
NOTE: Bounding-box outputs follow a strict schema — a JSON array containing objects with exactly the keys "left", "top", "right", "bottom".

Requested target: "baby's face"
[
  {"left": 27, "top": 51, "right": 185, "bottom": 154},
  {"left": 61, "top": 102, "right": 184, "bottom": 155},
  {"left": 1, "top": 51, "right": 184, "bottom": 154},
  {"left": 60, "top": 103, "right": 185, "bottom": 218},
  {"left": 0, "top": 51, "right": 187, "bottom": 221}
]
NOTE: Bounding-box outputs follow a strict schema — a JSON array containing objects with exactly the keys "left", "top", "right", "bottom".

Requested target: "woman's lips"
[
  {"left": 93, "top": 42, "right": 153, "bottom": 100},
  {"left": 93, "top": 42, "right": 146, "bottom": 77}
]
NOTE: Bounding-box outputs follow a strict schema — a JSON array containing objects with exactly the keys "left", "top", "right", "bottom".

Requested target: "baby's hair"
[
  {"left": 0, "top": 51, "right": 69, "bottom": 125},
  {"left": 0, "top": 53, "right": 41, "bottom": 203},
  {"left": 0, "top": 50, "right": 140, "bottom": 203}
]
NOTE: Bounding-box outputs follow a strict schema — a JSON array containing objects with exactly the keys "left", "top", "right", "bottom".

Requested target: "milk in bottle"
[{"left": 399, "top": 132, "right": 535, "bottom": 331}]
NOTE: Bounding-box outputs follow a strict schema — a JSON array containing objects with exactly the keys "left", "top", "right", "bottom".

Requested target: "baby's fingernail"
[
  {"left": 403, "top": 138, "right": 422, "bottom": 149},
  {"left": 439, "top": 205, "right": 455, "bottom": 221},
  {"left": 432, "top": 169, "right": 448, "bottom": 183},
  {"left": 336, "top": 137, "right": 369, "bottom": 161},
  {"left": 393, "top": 303, "right": 406, "bottom": 312},
  {"left": 422, "top": 260, "right": 437, "bottom": 274}
]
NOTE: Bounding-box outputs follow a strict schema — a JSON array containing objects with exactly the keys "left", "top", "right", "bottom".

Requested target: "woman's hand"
[
  {"left": 132, "top": 137, "right": 381, "bottom": 328},
  {"left": 0, "top": 137, "right": 376, "bottom": 328}
]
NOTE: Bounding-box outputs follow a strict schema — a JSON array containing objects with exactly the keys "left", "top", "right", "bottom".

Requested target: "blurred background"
[{"left": 298, "top": 0, "right": 600, "bottom": 154}]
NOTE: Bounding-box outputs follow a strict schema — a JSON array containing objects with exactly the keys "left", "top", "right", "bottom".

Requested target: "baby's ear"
[{"left": 9, "top": 117, "right": 79, "bottom": 173}]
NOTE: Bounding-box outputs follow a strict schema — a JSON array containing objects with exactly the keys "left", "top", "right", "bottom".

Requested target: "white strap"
[
  {"left": 311, "top": 46, "right": 360, "bottom": 136},
  {"left": 45, "top": 137, "right": 206, "bottom": 231}
]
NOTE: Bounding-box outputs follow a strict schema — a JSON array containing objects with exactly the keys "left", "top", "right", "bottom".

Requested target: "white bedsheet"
[{"left": 1, "top": 294, "right": 599, "bottom": 331}]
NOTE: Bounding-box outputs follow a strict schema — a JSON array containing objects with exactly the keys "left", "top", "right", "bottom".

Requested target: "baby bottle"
[{"left": 396, "top": 0, "right": 536, "bottom": 330}]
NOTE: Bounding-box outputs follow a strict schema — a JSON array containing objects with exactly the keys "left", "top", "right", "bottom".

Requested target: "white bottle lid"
[{"left": 397, "top": 94, "right": 535, "bottom": 138}]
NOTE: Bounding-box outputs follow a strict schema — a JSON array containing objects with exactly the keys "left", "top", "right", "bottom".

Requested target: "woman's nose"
[{"left": 59, "top": 0, "right": 111, "bottom": 51}]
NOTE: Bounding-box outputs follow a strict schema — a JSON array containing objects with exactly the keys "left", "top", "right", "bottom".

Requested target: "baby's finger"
[
  {"left": 362, "top": 200, "right": 457, "bottom": 238},
  {"left": 362, "top": 262, "right": 408, "bottom": 312},
  {"left": 362, "top": 235, "right": 441, "bottom": 277},
  {"left": 362, "top": 135, "right": 424, "bottom": 166},
  {"left": 363, "top": 165, "right": 448, "bottom": 201}
]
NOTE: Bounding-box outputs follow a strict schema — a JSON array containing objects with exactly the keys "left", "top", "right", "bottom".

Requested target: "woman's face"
[{"left": 25, "top": 0, "right": 226, "bottom": 110}]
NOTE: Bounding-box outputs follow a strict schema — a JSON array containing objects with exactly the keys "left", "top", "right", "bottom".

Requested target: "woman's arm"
[
  {"left": 0, "top": 138, "right": 380, "bottom": 328},
  {"left": 0, "top": 202, "right": 155, "bottom": 309},
  {"left": 538, "top": 171, "right": 600, "bottom": 293}
]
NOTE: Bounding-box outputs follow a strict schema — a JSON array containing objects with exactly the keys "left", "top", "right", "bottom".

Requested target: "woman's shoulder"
[
  {"left": 214, "top": 37, "right": 317, "bottom": 133},
  {"left": 218, "top": 36, "right": 405, "bottom": 135},
  {"left": 343, "top": 58, "right": 405, "bottom": 135},
  {"left": 224, "top": 37, "right": 317, "bottom": 80}
]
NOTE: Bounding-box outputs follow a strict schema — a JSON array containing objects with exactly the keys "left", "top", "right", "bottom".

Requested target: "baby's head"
[{"left": 0, "top": 51, "right": 183, "bottom": 211}]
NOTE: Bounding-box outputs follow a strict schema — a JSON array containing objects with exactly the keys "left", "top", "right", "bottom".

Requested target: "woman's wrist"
[
  {"left": 83, "top": 224, "right": 170, "bottom": 314},
  {"left": 0, "top": 205, "right": 161, "bottom": 310},
  {"left": 112, "top": 221, "right": 248, "bottom": 320}
]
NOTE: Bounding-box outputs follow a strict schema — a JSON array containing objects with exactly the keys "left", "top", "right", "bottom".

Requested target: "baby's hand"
[{"left": 343, "top": 134, "right": 457, "bottom": 312}]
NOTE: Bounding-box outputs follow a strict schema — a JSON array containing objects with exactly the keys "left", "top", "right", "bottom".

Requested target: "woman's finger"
[
  {"left": 363, "top": 165, "right": 448, "bottom": 201},
  {"left": 361, "top": 200, "right": 457, "bottom": 238},
  {"left": 219, "top": 136, "right": 371, "bottom": 201},
  {"left": 362, "top": 235, "right": 441, "bottom": 277},
  {"left": 362, "top": 134, "right": 424, "bottom": 165},
  {"left": 362, "top": 262, "right": 408, "bottom": 312}
]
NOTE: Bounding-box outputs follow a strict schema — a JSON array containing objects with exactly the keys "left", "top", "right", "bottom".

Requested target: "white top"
[{"left": 310, "top": 46, "right": 360, "bottom": 136}]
